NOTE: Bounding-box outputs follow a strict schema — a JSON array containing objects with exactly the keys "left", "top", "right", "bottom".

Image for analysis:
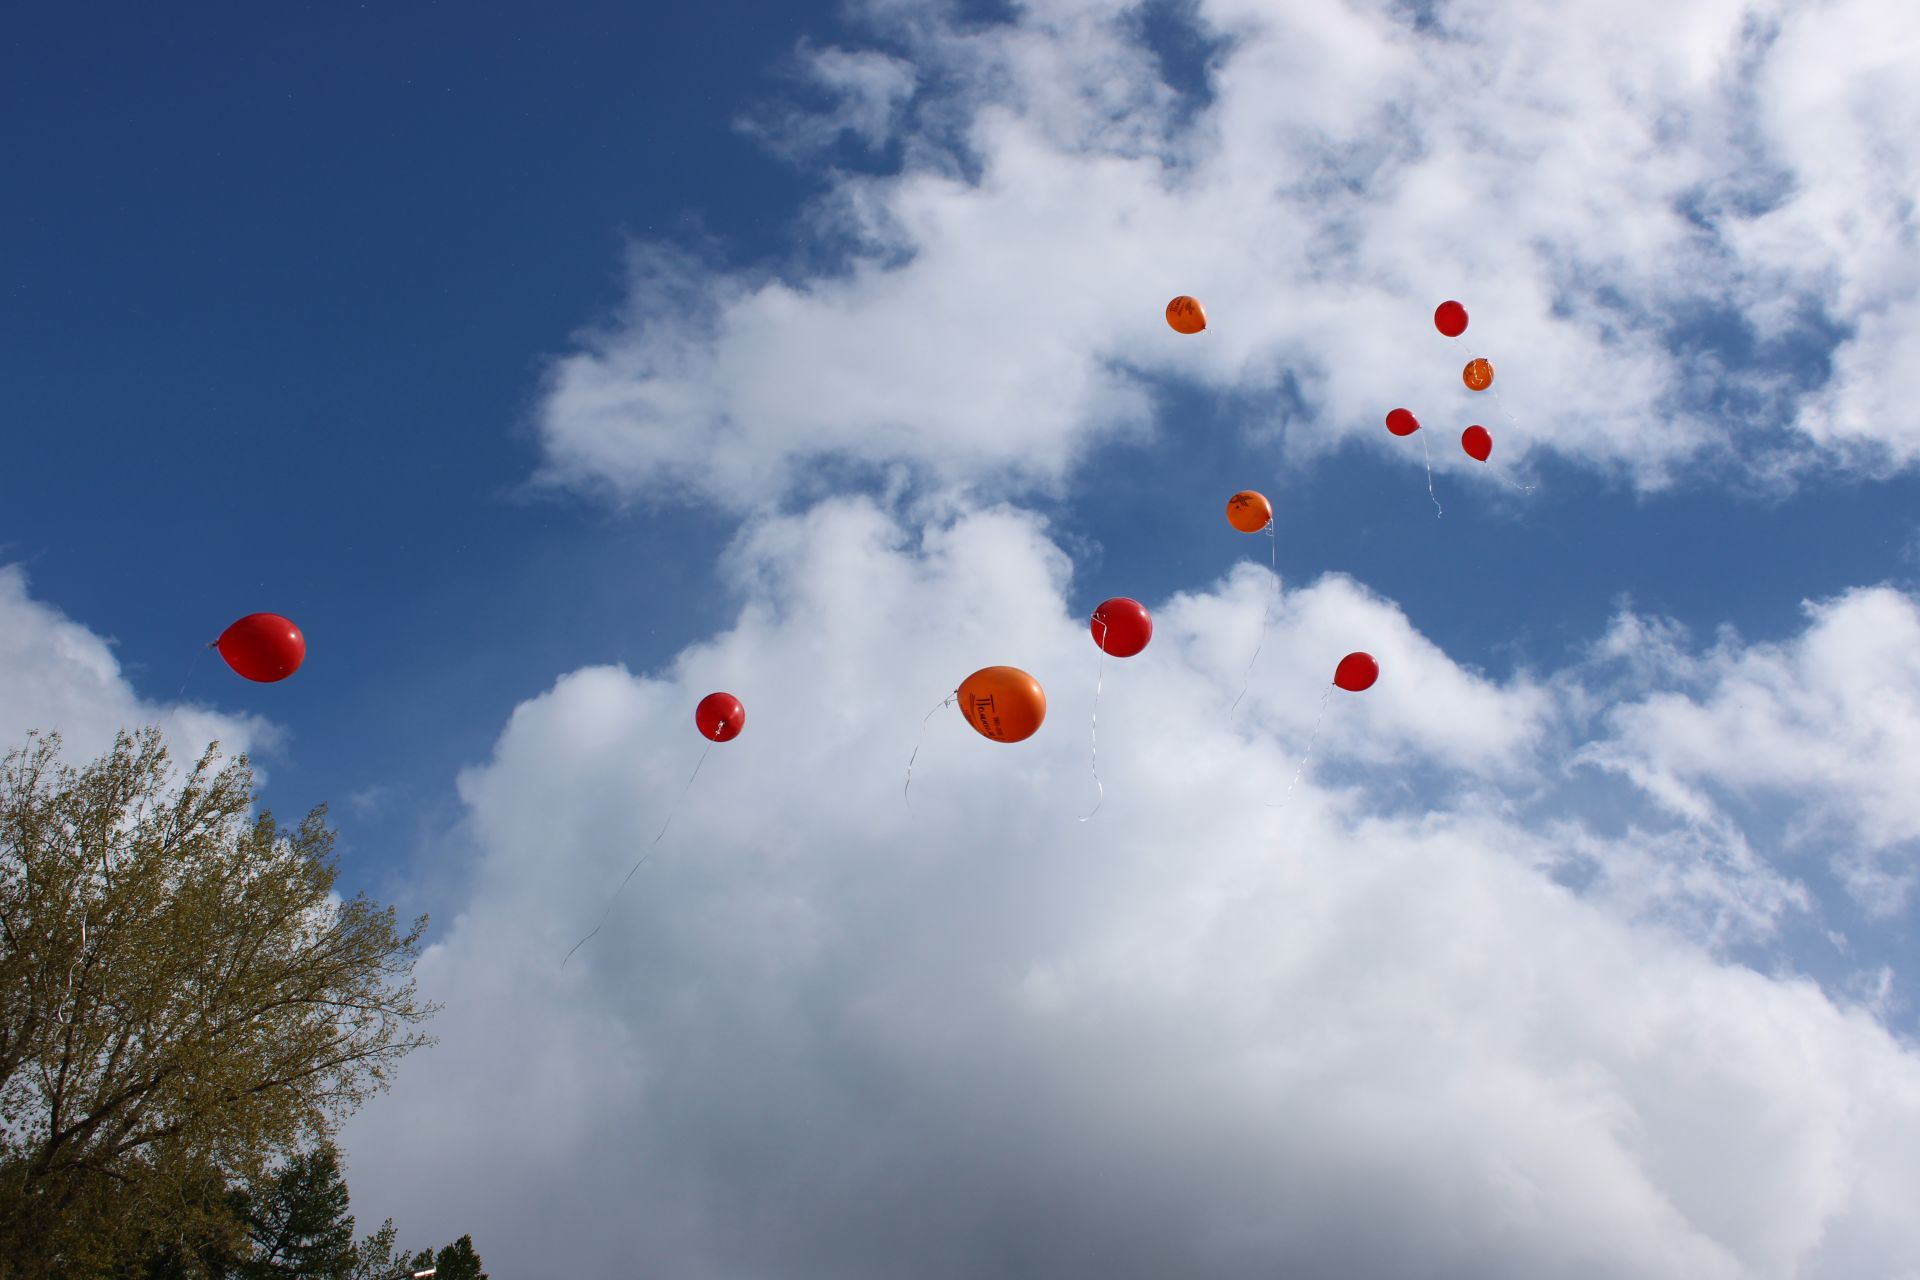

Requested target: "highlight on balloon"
[
  {"left": 217, "top": 613, "right": 306, "bottom": 683},
  {"left": 1165, "top": 295, "right": 1207, "bottom": 335}
]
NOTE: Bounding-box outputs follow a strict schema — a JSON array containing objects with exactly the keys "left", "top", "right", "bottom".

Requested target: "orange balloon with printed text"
[
  {"left": 1226, "top": 490, "right": 1273, "bottom": 533},
  {"left": 1166, "top": 295, "right": 1208, "bottom": 334},
  {"left": 956, "top": 666, "right": 1048, "bottom": 743}
]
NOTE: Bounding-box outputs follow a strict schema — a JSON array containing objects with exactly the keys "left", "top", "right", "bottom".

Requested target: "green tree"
[
  {"left": 428, "top": 1236, "right": 486, "bottom": 1280},
  {"left": 234, "top": 1144, "right": 357, "bottom": 1280},
  {"left": 399, "top": 1235, "right": 486, "bottom": 1280},
  {"left": 0, "top": 729, "right": 437, "bottom": 1279},
  {"left": 344, "top": 1217, "right": 399, "bottom": 1280}
]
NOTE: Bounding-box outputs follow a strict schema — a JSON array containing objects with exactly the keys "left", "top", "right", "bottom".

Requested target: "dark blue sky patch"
[
  {"left": 1126, "top": 0, "right": 1233, "bottom": 125},
  {"left": 1387, "top": 0, "right": 1447, "bottom": 38}
]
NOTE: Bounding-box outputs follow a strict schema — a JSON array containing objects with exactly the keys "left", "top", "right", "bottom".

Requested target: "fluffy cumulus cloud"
[
  {"left": 535, "top": 0, "right": 1920, "bottom": 508},
  {"left": 0, "top": 563, "right": 268, "bottom": 770},
  {"left": 340, "top": 500, "right": 1920, "bottom": 1279},
  {"left": 1582, "top": 587, "right": 1920, "bottom": 916}
]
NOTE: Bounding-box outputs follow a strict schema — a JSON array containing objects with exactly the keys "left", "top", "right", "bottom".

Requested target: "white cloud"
[
  {"left": 1584, "top": 587, "right": 1920, "bottom": 915},
  {"left": 0, "top": 563, "right": 271, "bottom": 771},
  {"left": 340, "top": 498, "right": 1920, "bottom": 1278},
  {"left": 534, "top": 0, "right": 1920, "bottom": 510}
]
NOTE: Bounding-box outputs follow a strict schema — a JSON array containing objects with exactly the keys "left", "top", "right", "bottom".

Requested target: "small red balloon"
[
  {"left": 1333, "top": 652, "right": 1379, "bottom": 692},
  {"left": 695, "top": 692, "right": 745, "bottom": 742},
  {"left": 1461, "top": 425, "right": 1492, "bottom": 462},
  {"left": 217, "top": 613, "right": 306, "bottom": 683},
  {"left": 1434, "top": 300, "right": 1468, "bottom": 338},
  {"left": 1385, "top": 407, "right": 1420, "bottom": 436},
  {"left": 1090, "top": 597, "right": 1152, "bottom": 658}
]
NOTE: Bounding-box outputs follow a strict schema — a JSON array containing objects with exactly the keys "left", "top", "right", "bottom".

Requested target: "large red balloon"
[
  {"left": 1333, "top": 652, "right": 1379, "bottom": 692},
  {"left": 1461, "top": 425, "right": 1492, "bottom": 462},
  {"left": 1434, "top": 300, "right": 1468, "bottom": 338},
  {"left": 1385, "top": 407, "right": 1420, "bottom": 436},
  {"left": 695, "top": 692, "right": 746, "bottom": 742},
  {"left": 1090, "top": 597, "right": 1152, "bottom": 658},
  {"left": 217, "top": 613, "right": 306, "bottom": 683}
]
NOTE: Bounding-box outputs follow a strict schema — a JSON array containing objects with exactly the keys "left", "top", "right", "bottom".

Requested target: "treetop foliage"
[{"left": 1, "top": 728, "right": 439, "bottom": 1278}]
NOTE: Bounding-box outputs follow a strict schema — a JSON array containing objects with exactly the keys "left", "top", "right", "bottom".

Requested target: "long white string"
[
  {"left": 1421, "top": 431, "right": 1443, "bottom": 518},
  {"left": 176, "top": 641, "right": 214, "bottom": 702},
  {"left": 903, "top": 692, "right": 957, "bottom": 812},
  {"left": 561, "top": 741, "right": 713, "bottom": 970},
  {"left": 1229, "top": 522, "right": 1277, "bottom": 721},
  {"left": 1079, "top": 624, "right": 1109, "bottom": 822},
  {"left": 1266, "top": 683, "right": 1333, "bottom": 811}
]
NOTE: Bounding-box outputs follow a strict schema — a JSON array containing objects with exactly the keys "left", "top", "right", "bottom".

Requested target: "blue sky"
[
  {"left": 5, "top": 0, "right": 822, "bottom": 872},
  {"left": 8, "top": 1, "right": 1920, "bottom": 1275}
]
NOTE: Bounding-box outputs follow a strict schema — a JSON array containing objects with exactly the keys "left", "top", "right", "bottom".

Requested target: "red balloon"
[
  {"left": 1333, "top": 652, "right": 1379, "bottom": 692},
  {"left": 1434, "top": 300, "right": 1468, "bottom": 338},
  {"left": 1090, "top": 597, "right": 1152, "bottom": 658},
  {"left": 695, "top": 692, "right": 745, "bottom": 742},
  {"left": 217, "top": 613, "right": 306, "bottom": 683},
  {"left": 1385, "top": 407, "right": 1420, "bottom": 436},
  {"left": 1461, "top": 425, "right": 1492, "bottom": 462}
]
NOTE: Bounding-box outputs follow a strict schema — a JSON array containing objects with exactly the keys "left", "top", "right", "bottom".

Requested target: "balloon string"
[
  {"left": 54, "top": 911, "right": 87, "bottom": 1027},
  {"left": 1079, "top": 630, "right": 1108, "bottom": 822},
  {"left": 1229, "top": 523, "right": 1278, "bottom": 721},
  {"left": 904, "top": 692, "right": 958, "bottom": 812},
  {"left": 174, "top": 641, "right": 216, "bottom": 703},
  {"left": 561, "top": 741, "right": 712, "bottom": 970},
  {"left": 56, "top": 838, "right": 120, "bottom": 1025},
  {"left": 1494, "top": 467, "right": 1537, "bottom": 495},
  {"left": 1420, "top": 431, "right": 1443, "bottom": 518},
  {"left": 1266, "top": 683, "right": 1333, "bottom": 811}
]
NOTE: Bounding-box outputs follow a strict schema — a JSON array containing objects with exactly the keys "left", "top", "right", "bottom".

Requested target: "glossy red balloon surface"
[
  {"left": 1434, "top": 300, "right": 1468, "bottom": 338},
  {"left": 217, "top": 613, "right": 306, "bottom": 683},
  {"left": 1385, "top": 407, "right": 1420, "bottom": 437},
  {"left": 1461, "top": 425, "right": 1492, "bottom": 461},
  {"left": 1333, "top": 652, "right": 1379, "bottom": 692},
  {"left": 695, "top": 692, "right": 746, "bottom": 742},
  {"left": 1090, "top": 597, "right": 1152, "bottom": 658}
]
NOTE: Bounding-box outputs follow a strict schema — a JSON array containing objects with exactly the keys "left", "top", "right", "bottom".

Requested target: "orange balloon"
[
  {"left": 956, "top": 666, "right": 1047, "bottom": 743},
  {"left": 1226, "top": 490, "right": 1272, "bottom": 533},
  {"left": 1166, "top": 295, "right": 1207, "bottom": 334},
  {"left": 1463, "top": 357, "right": 1494, "bottom": 391}
]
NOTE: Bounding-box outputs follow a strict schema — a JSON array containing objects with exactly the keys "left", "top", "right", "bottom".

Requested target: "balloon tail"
[
  {"left": 904, "top": 692, "right": 958, "bottom": 812},
  {"left": 1079, "top": 637, "right": 1108, "bottom": 822},
  {"left": 562, "top": 741, "right": 712, "bottom": 970},
  {"left": 1267, "top": 683, "right": 1333, "bottom": 811},
  {"left": 54, "top": 911, "right": 87, "bottom": 1027},
  {"left": 1229, "top": 524, "right": 1278, "bottom": 721},
  {"left": 1421, "top": 431, "right": 1443, "bottom": 518},
  {"left": 1496, "top": 466, "right": 1537, "bottom": 495},
  {"left": 175, "top": 642, "right": 215, "bottom": 702}
]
